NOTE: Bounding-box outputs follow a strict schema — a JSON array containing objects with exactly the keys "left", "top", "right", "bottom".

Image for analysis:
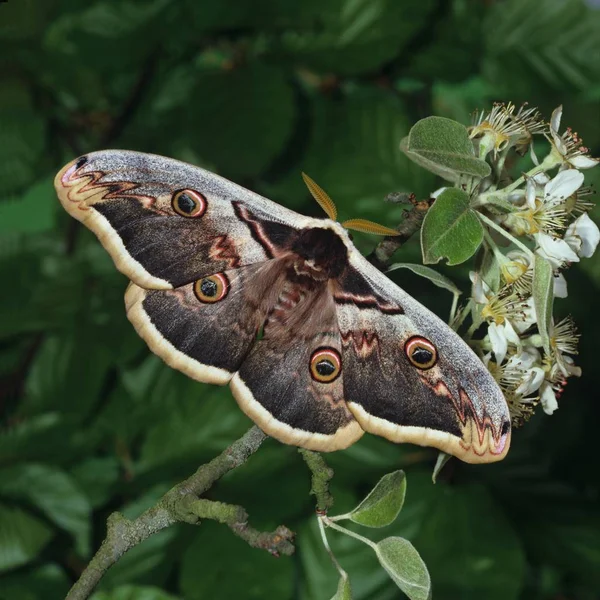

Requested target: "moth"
[{"left": 55, "top": 151, "right": 511, "bottom": 464}]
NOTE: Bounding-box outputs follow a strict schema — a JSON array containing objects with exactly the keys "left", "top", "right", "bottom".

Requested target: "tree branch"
[
  {"left": 299, "top": 449, "right": 335, "bottom": 513},
  {"left": 66, "top": 425, "right": 280, "bottom": 600}
]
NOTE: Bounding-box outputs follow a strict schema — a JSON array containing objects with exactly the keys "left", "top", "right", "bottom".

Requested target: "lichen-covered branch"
[
  {"left": 66, "top": 426, "right": 280, "bottom": 600},
  {"left": 299, "top": 449, "right": 335, "bottom": 513}
]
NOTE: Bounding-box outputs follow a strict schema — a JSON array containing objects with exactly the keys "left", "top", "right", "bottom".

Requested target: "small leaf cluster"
[{"left": 321, "top": 471, "right": 431, "bottom": 600}]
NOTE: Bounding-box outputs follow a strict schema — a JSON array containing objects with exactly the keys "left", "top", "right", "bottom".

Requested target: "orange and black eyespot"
[
  {"left": 193, "top": 273, "right": 229, "bottom": 303},
  {"left": 310, "top": 348, "right": 342, "bottom": 383},
  {"left": 172, "top": 189, "right": 207, "bottom": 218},
  {"left": 404, "top": 336, "right": 438, "bottom": 370}
]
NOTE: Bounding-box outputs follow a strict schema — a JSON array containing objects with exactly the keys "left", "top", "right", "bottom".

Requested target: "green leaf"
[
  {"left": 347, "top": 471, "right": 406, "bottom": 528},
  {"left": 533, "top": 254, "right": 554, "bottom": 354},
  {"left": 0, "top": 563, "right": 70, "bottom": 600},
  {"left": 91, "top": 584, "right": 181, "bottom": 600},
  {"left": 0, "top": 464, "right": 91, "bottom": 556},
  {"left": 331, "top": 573, "right": 352, "bottom": 600},
  {"left": 298, "top": 518, "right": 391, "bottom": 600},
  {"left": 180, "top": 521, "right": 293, "bottom": 600},
  {"left": 280, "top": 0, "right": 437, "bottom": 76},
  {"left": 183, "top": 63, "right": 295, "bottom": 178},
  {"left": 374, "top": 537, "right": 431, "bottom": 600},
  {"left": 394, "top": 473, "right": 526, "bottom": 600},
  {"left": 387, "top": 263, "right": 461, "bottom": 296},
  {"left": 400, "top": 116, "right": 491, "bottom": 182},
  {"left": 421, "top": 188, "right": 483, "bottom": 265},
  {"left": 0, "top": 177, "right": 56, "bottom": 233},
  {"left": 0, "top": 502, "right": 54, "bottom": 573},
  {"left": 263, "top": 91, "right": 434, "bottom": 225}
]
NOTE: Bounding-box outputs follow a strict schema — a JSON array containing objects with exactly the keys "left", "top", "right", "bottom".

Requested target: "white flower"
[
  {"left": 504, "top": 170, "right": 581, "bottom": 238},
  {"left": 540, "top": 381, "right": 558, "bottom": 415},
  {"left": 553, "top": 272, "right": 568, "bottom": 298},
  {"left": 488, "top": 320, "right": 520, "bottom": 364},
  {"left": 549, "top": 106, "right": 599, "bottom": 169},
  {"left": 542, "top": 169, "right": 584, "bottom": 206},
  {"left": 564, "top": 212, "right": 600, "bottom": 258}
]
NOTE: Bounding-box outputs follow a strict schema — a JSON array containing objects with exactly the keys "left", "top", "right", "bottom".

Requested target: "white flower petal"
[
  {"left": 562, "top": 355, "right": 582, "bottom": 378},
  {"left": 515, "top": 366, "right": 545, "bottom": 396},
  {"left": 540, "top": 382, "right": 558, "bottom": 415},
  {"left": 550, "top": 106, "right": 562, "bottom": 135},
  {"left": 544, "top": 169, "right": 584, "bottom": 205},
  {"left": 569, "top": 155, "right": 600, "bottom": 169},
  {"left": 566, "top": 213, "right": 600, "bottom": 258},
  {"left": 553, "top": 272, "right": 568, "bottom": 298},
  {"left": 536, "top": 233, "right": 580, "bottom": 267},
  {"left": 488, "top": 322, "right": 508, "bottom": 365},
  {"left": 532, "top": 171, "right": 550, "bottom": 185},
  {"left": 526, "top": 179, "right": 537, "bottom": 209},
  {"left": 470, "top": 271, "right": 490, "bottom": 304},
  {"left": 503, "top": 319, "right": 521, "bottom": 346}
]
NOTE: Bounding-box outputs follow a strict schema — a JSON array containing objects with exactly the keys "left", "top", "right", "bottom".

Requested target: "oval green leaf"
[
  {"left": 349, "top": 470, "right": 406, "bottom": 528},
  {"left": 421, "top": 188, "right": 483, "bottom": 265},
  {"left": 533, "top": 254, "right": 554, "bottom": 354},
  {"left": 400, "top": 116, "right": 491, "bottom": 182},
  {"left": 387, "top": 263, "right": 461, "bottom": 296},
  {"left": 330, "top": 573, "right": 352, "bottom": 600},
  {"left": 375, "top": 536, "right": 431, "bottom": 600}
]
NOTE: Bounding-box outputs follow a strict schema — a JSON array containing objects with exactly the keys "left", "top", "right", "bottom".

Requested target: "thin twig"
[{"left": 65, "top": 426, "right": 281, "bottom": 600}]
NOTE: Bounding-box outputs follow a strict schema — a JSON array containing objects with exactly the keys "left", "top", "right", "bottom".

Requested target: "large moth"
[{"left": 55, "top": 151, "right": 511, "bottom": 463}]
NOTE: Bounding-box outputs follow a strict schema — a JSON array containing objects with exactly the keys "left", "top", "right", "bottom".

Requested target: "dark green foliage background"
[{"left": 1, "top": 1, "right": 600, "bottom": 598}]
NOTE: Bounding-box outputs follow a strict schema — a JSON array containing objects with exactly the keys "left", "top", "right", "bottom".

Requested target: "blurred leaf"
[
  {"left": 91, "top": 584, "right": 180, "bottom": 600},
  {"left": 401, "top": 116, "right": 490, "bottom": 182},
  {"left": 395, "top": 473, "right": 526, "bottom": 600},
  {"left": 24, "top": 329, "right": 114, "bottom": 420},
  {"left": 183, "top": 63, "right": 294, "bottom": 178},
  {"left": 0, "top": 502, "right": 53, "bottom": 573},
  {"left": 70, "top": 457, "right": 120, "bottom": 510},
  {"left": 0, "top": 177, "right": 56, "bottom": 233},
  {"left": 374, "top": 537, "right": 431, "bottom": 600},
  {"left": 0, "top": 563, "right": 70, "bottom": 600},
  {"left": 387, "top": 263, "right": 461, "bottom": 296},
  {"left": 281, "top": 0, "right": 436, "bottom": 75},
  {"left": 0, "top": 463, "right": 91, "bottom": 556},
  {"left": 331, "top": 573, "right": 352, "bottom": 600},
  {"left": 533, "top": 255, "right": 554, "bottom": 354},
  {"left": 484, "top": 0, "right": 600, "bottom": 94},
  {"left": 346, "top": 471, "right": 406, "bottom": 528},
  {"left": 421, "top": 188, "right": 483, "bottom": 265},
  {"left": 180, "top": 521, "right": 293, "bottom": 600},
  {"left": 276, "top": 91, "right": 434, "bottom": 223}
]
